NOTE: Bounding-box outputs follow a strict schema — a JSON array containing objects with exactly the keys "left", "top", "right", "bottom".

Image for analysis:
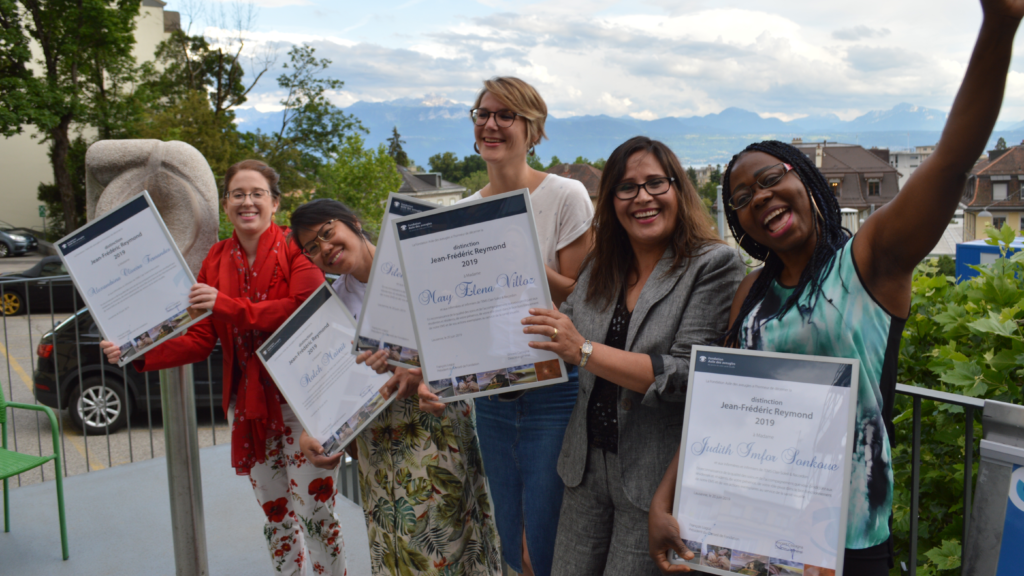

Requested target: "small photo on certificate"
[
  {"left": 393, "top": 189, "right": 568, "bottom": 402},
  {"left": 55, "top": 191, "right": 211, "bottom": 366}
]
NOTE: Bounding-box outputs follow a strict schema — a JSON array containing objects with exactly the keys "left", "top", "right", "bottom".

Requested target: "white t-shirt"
[
  {"left": 462, "top": 173, "right": 594, "bottom": 272},
  {"left": 331, "top": 274, "right": 366, "bottom": 318}
]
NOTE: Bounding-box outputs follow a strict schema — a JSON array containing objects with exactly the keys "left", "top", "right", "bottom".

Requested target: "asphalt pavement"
[{"left": 1, "top": 252, "right": 229, "bottom": 489}]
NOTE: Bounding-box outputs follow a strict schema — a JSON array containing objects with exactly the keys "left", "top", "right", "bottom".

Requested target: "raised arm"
[{"left": 855, "top": 0, "right": 1023, "bottom": 314}]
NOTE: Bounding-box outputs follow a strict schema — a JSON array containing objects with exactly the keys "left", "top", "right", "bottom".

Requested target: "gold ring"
[{"left": 552, "top": 328, "right": 558, "bottom": 340}]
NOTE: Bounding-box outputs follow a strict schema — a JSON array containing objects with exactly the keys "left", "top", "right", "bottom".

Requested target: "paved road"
[{"left": 2, "top": 255, "right": 229, "bottom": 488}]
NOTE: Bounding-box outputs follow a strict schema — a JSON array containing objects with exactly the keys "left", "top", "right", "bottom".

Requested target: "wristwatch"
[{"left": 579, "top": 340, "right": 593, "bottom": 367}]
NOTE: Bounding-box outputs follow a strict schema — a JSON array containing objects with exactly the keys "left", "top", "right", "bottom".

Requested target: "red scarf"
[{"left": 223, "top": 224, "right": 287, "bottom": 475}]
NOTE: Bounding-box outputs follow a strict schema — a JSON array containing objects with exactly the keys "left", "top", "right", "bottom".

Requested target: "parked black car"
[
  {"left": 0, "top": 219, "right": 39, "bottom": 257},
  {"left": 0, "top": 256, "right": 83, "bottom": 316},
  {"left": 33, "top": 307, "right": 224, "bottom": 433}
]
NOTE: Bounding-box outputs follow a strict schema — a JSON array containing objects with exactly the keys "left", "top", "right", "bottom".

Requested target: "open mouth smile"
[
  {"left": 632, "top": 208, "right": 661, "bottom": 223},
  {"left": 762, "top": 206, "right": 793, "bottom": 236}
]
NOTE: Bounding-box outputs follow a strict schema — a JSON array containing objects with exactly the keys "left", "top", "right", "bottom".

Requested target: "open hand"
[
  {"left": 649, "top": 509, "right": 694, "bottom": 573},
  {"left": 189, "top": 283, "right": 219, "bottom": 311},
  {"left": 299, "top": 430, "right": 343, "bottom": 470},
  {"left": 100, "top": 340, "right": 121, "bottom": 365},
  {"left": 522, "top": 307, "right": 585, "bottom": 365}
]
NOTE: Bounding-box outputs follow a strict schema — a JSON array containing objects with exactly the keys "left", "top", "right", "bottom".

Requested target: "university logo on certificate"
[
  {"left": 671, "top": 346, "right": 860, "bottom": 576},
  {"left": 258, "top": 283, "right": 393, "bottom": 455},
  {"left": 352, "top": 193, "right": 437, "bottom": 369},
  {"left": 55, "top": 191, "right": 211, "bottom": 366},
  {"left": 392, "top": 189, "right": 568, "bottom": 402}
]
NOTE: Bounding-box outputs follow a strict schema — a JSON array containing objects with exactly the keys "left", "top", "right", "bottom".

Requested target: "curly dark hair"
[{"left": 721, "top": 140, "right": 851, "bottom": 345}]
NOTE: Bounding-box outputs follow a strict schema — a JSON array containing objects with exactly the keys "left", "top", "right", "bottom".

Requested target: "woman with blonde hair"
[{"left": 417, "top": 76, "right": 594, "bottom": 576}]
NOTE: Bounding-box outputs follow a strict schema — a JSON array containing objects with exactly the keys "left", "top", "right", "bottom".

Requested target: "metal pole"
[
  {"left": 716, "top": 185, "right": 725, "bottom": 240},
  {"left": 160, "top": 365, "right": 209, "bottom": 576}
]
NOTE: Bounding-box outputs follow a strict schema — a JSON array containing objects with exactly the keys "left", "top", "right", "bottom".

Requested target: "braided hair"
[{"left": 721, "top": 140, "right": 851, "bottom": 346}]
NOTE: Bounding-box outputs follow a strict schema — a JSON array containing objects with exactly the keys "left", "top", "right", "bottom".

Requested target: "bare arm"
[
  {"left": 856, "top": 2, "right": 1023, "bottom": 315},
  {"left": 546, "top": 228, "right": 593, "bottom": 308}
]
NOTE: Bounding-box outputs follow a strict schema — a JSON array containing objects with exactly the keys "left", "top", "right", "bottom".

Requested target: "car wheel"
[
  {"left": 1, "top": 290, "right": 24, "bottom": 316},
  {"left": 69, "top": 377, "right": 129, "bottom": 434},
  {"left": 0, "top": 243, "right": 8, "bottom": 258}
]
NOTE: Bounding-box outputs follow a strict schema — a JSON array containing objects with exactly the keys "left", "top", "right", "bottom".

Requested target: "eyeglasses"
[
  {"left": 225, "top": 189, "right": 271, "bottom": 203},
  {"left": 301, "top": 220, "right": 336, "bottom": 259},
  {"left": 729, "top": 163, "right": 793, "bottom": 210},
  {"left": 613, "top": 177, "right": 675, "bottom": 200},
  {"left": 471, "top": 108, "right": 522, "bottom": 128}
]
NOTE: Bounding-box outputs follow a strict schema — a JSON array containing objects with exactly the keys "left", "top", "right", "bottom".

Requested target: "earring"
[
  {"left": 809, "top": 193, "right": 825, "bottom": 222},
  {"left": 474, "top": 142, "right": 480, "bottom": 154},
  {"left": 529, "top": 145, "right": 536, "bottom": 157}
]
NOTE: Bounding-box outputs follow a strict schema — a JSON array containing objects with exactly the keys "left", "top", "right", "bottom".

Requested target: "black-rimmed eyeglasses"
[
  {"left": 301, "top": 220, "right": 336, "bottom": 259},
  {"left": 613, "top": 177, "right": 676, "bottom": 200},
  {"left": 471, "top": 108, "right": 523, "bottom": 128}
]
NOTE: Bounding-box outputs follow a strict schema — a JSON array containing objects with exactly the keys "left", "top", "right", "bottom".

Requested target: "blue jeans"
[{"left": 475, "top": 368, "right": 580, "bottom": 576}]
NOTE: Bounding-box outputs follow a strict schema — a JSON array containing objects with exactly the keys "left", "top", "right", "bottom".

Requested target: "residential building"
[
  {"left": 545, "top": 163, "right": 602, "bottom": 207},
  {"left": 889, "top": 145, "right": 937, "bottom": 190},
  {"left": 396, "top": 166, "right": 466, "bottom": 205},
  {"left": 962, "top": 146, "right": 1024, "bottom": 241},
  {"left": 691, "top": 164, "right": 718, "bottom": 187},
  {"left": 0, "top": 0, "right": 179, "bottom": 230},
  {"left": 792, "top": 140, "right": 901, "bottom": 220}
]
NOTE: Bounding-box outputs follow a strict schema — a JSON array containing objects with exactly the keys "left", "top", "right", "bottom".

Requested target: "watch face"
[{"left": 582, "top": 341, "right": 593, "bottom": 354}]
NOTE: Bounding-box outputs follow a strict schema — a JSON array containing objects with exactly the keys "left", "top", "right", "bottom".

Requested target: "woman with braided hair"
[{"left": 648, "top": 1, "right": 1024, "bottom": 574}]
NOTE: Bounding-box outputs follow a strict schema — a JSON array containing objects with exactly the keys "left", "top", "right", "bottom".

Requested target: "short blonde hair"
[{"left": 472, "top": 77, "right": 548, "bottom": 150}]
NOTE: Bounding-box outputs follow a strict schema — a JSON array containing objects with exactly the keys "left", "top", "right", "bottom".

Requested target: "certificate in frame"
[
  {"left": 258, "top": 283, "right": 394, "bottom": 455},
  {"left": 352, "top": 193, "right": 437, "bottom": 369},
  {"left": 55, "top": 191, "right": 211, "bottom": 367},
  {"left": 670, "top": 345, "right": 860, "bottom": 576},
  {"left": 392, "top": 189, "right": 568, "bottom": 402}
]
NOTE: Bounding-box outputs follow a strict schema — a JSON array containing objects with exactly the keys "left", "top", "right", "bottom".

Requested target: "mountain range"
[{"left": 234, "top": 100, "right": 1024, "bottom": 167}]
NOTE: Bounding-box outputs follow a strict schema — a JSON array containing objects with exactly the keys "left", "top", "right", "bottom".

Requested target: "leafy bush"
[{"left": 893, "top": 224, "right": 1024, "bottom": 575}]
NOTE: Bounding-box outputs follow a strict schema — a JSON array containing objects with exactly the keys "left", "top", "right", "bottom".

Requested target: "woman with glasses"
[
  {"left": 100, "top": 160, "right": 347, "bottom": 575},
  {"left": 648, "top": 3, "right": 1023, "bottom": 574},
  {"left": 289, "top": 199, "right": 503, "bottom": 576},
  {"left": 418, "top": 76, "right": 595, "bottom": 576},
  {"left": 505, "top": 136, "right": 744, "bottom": 575}
]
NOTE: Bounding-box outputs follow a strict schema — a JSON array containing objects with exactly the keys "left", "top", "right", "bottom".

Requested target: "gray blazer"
[{"left": 556, "top": 242, "right": 745, "bottom": 510}]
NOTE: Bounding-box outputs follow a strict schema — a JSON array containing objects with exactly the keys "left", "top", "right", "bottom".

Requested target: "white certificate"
[
  {"left": 258, "top": 283, "right": 394, "bottom": 455},
  {"left": 353, "top": 193, "right": 437, "bottom": 369},
  {"left": 55, "top": 191, "right": 211, "bottom": 367},
  {"left": 393, "top": 189, "right": 568, "bottom": 402},
  {"left": 671, "top": 346, "right": 859, "bottom": 576}
]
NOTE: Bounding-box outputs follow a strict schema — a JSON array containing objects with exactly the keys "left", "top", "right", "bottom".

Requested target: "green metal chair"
[{"left": 1, "top": 388, "right": 69, "bottom": 560}]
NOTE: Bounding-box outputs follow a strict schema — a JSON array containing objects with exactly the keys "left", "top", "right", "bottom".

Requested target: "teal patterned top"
[{"left": 737, "top": 240, "right": 903, "bottom": 550}]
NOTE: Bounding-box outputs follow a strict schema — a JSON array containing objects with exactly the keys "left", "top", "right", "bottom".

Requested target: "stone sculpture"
[{"left": 85, "top": 140, "right": 219, "bottom": 275}]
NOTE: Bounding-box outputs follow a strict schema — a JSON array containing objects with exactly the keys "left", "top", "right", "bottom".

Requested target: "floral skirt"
[{"left": 356, "top": 396, "right": 503, "bottom": 576}]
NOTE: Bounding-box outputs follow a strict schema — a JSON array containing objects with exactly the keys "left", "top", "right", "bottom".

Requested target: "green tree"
[
  {"left": 697, "top": 181, "right": 717, "bottom": 210},
  {"left": 459, "top": 170, "right": 489, "bottom": 194},
  {"left": 36, "top": 135, "right": 87, "bottom": 238},
  {"left": 995, "top": 136, "right": 1008, "bottom": 150},
  {"left": 0, "top": 0, "right": 144, "bottom": 232},
  {"left": 686, "top": 166, "right": 699, "bottom": 190},
  {"left": 461, "top": 154, "right": 486, "bottom": 176},
  {"left": 386, "top": 126, "right": 410, "bottom": 167},
  {"left": 137, "top": 90, "right": 242, "bottom": 179},
  {"left": 315, "top": 134, "right": 403, "bottom": 238},
  {"left": 893, "top": 224, "right": 1024, "bottom": 574},
  {"left": 591, "top": 158, "right": 606, "bottom": 170},
  {"left": 546, "top": 155, "right": 562, "bottom": 169},
  {"left": 573, "top": 155, "right": 590, "bottom": 165},
  {"left": 428, "top": 151, "right": 462, "bottom": 182},
  {"left": 709, "top": 164, "right": 722, "bottom": 186},
  {"left": 526, "top": 155, "right": 544, "bottom": 170}
]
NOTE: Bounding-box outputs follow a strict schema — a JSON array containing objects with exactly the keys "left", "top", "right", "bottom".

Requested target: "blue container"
[{"left": 955, "top": 238, "right": 1024, "bottom": 282}]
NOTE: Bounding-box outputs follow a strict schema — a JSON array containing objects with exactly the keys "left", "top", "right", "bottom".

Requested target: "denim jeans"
[{"left": 475, "top": 367, "right": 580, "bottom": 576}]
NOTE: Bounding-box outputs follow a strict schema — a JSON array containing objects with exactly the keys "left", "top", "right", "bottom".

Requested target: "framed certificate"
[
  {"left": 353, "top": 193, "right": 437, "bottom": 369},
  {"left": 392, "top": 189, "right": 568, "bottom": 402},
  {"left": 258, "top": 283, "right": 393, "bottom": 455},
  {"left": 55, "top": 191, "right": 211, "bottom": 367},
  {"left": 671, "top": 345, "right": 860, "bottom": 576}
]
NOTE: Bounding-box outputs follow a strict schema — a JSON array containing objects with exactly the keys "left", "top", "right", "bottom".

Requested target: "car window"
[{"left": 41, "top": 262, "right": 63, "bottom": 276}]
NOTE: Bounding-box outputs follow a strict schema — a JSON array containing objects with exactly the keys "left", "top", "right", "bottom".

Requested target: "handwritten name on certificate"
[
  {"left": 259, "top": 284, "right": 393, "bottom": 455},
  {"left": 353, "top": 193, "right": 436, "bottom": 369},
  {"left": 671, "top": 346, "right": 860, "bottom": 576},
  {"left": 392, "top": 190, "right": 567, "bottom": 402},
  {"left": 56, "top": 191, "right": 210, "bottom": 366}
]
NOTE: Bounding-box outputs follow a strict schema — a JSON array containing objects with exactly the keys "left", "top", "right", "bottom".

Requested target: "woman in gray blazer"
[{"left": 522, "top": 136, "right": 745, "bottom": 575}]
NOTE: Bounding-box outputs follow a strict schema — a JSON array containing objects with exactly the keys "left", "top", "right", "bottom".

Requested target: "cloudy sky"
[{"left": 174, "top": 0, "right": 1024, "bottom": 122}]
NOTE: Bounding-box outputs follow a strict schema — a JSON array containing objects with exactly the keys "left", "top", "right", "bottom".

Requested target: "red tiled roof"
[{"left": 545, "top": 163, "right": 602, "bottom": 198}]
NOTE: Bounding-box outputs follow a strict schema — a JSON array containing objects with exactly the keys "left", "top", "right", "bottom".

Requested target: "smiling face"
[
  {"left": 223, "top": 169, "right": 279, "bottom": 238},
  {"left": 293, "top": 219, "right": 372, "bottom": 278},
  {"left": 613, "top": 151, "right": 680, "bottom": 251},
  {"left": 474, "top": 91, "right": 531, "bottom": 166},
  {"left": 729, "top": 151, "right": 817, "bottom": 262}
]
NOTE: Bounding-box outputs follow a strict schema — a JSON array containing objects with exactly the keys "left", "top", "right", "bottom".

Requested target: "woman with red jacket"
[{"left": 102, "top": 160, "right": 346, "bottom": 576}]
